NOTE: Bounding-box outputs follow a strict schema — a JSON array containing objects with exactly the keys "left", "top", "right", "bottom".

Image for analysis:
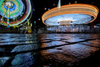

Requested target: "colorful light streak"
[
  {"left": 0, "top": 0, "right": 32, "bottom": 27},
  {"left": 42, "top": 4, "right": 99, "bottom": 26}
]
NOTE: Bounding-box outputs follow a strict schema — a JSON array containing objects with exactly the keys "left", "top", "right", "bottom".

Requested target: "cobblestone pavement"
[{"left": 0, "top": 33, "right": 100, "bottom": 67}]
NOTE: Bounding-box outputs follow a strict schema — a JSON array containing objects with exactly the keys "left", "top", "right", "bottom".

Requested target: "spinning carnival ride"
[
  {"left": 42, "top": 0, "right": 99, "bottom": 26},
  {"left": 0, "top": 0, "right": 32, "bottom": 27}
]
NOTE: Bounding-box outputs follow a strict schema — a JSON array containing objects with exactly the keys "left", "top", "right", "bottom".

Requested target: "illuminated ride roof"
[
  {"left": 0, "top": 0, "right": 32, "bottom": 27},
  {"left": 42, "top": 4, "right": 99, "bottom": 26}
]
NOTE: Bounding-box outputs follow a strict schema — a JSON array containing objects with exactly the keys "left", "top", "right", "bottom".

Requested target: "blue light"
[
  {"left": 4, "top": 2, "right": 16, "bottom": 12},
  {"left": 7, "top": 25, "right": 9, "bottom": 28},
  {"left": 33, "top": 9, "right": 35, "bottom": 11},
  {"left": 45, "top": 14, "right": 92, "bottom": 25}
]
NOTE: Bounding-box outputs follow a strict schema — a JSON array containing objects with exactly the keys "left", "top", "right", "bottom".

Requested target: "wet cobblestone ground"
[{"left": 0, "top": 33, "right": 100, "bottom": 67}]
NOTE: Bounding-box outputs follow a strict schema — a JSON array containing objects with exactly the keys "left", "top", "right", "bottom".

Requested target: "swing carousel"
[{"left": 42, "top": 3, "right": 99, "bottom": 26}]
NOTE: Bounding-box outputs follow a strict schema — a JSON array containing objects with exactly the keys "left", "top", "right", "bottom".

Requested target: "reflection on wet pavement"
[
  {"left": 0, "top": 33, "right": 100, "bottom": 67},
  {"left": 11, "top": 44, "right": 38, "bottom": 53},
  {"left": 11, "top": 52, "right": 37, "bottom": 67},
  {"left": 38, "top": 34, "right": 100, "bottom": 66},
  {"left": 0, "top": 57, "right": 11, "bottom": 66}
]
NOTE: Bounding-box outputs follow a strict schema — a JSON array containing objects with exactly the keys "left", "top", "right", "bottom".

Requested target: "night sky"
[{"left": 31, "top": 0, "right": 100, "bottom": 26}]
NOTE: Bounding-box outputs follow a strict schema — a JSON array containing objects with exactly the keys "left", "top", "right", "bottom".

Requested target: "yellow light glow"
[{"left": 42, "top": 4, "right": 99, "bottom": 26}]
